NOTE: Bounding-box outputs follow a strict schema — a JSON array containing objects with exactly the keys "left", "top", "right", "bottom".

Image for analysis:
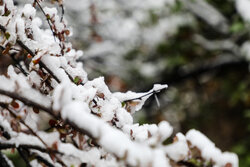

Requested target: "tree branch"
[
  {"left": 35, "top": 154, "right": 55, "bottom": 167},
  {"left": 33, "top": 0, "right": 57, "bottom": 41},
  {"left": 0, "top": 89, "right": 53, "bottom": 117},
  {"left": 0, "top": 24, "right": 61, "bottom": 83},
  {"left": 0, "top": 143, "right": 57, "bottom": 154}
]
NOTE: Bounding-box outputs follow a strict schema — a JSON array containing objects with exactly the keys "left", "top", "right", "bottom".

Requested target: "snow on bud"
[
  {"left": 22, "top": 4, "right": 36, "bottom": 18},
  {"left": 115, "top": 108, "right": 133, "bottom": 128},
  {"left": 158, "top": 121, "right": 173, "bottom": 141},
  {"left": 52, "top": 81, "right": 73, "bottom": 111},
  {"left": 164, "top": 133, "right": 189, "bottom": 161},
  {"left": 186, "top": 129, "right": 239, "bottom": 167}
]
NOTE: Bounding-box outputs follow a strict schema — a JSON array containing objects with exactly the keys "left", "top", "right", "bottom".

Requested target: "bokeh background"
[{"left": 2, "top": 0, "right": 250, "bottom": 166}]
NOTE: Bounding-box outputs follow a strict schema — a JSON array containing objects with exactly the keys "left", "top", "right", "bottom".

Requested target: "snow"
[
  {"left": 22, "top": 4, "right": 36, "bottom": 18},
  {"left": 15, "top": 17, "right": 27, "bottom": 40},
  {"left": 116, "top": 108, "right": 133, "bottom": 128},
  {"left": 43, "top": 7, "right": 58, "bottom": 16},
  {"left": 113, "top": 84, "right": 168, "bottom": 113},
  {"left": 186, "top": 129, "right": 239, "bottom": 167},
  {"left": 61, "top": 100, "right": 170, "bottom": 166},
  {"left": 30, "top": 150, "right": 62, "bottom": 167},
  {"left": 0, "top": 76, "right": 15, "bottom": 92},
  {"left": 236, "top": 0, "right": 250, "bottom": 22},
  {"left": 52, "top": 81, "right": 73, "bottom": 111},
  {"left": 61, "top": 101, "right": 97, "bottom": 135},
  {"left": 0, "top": 132, "right": 44, "bottom": 148},
  {"left": 152, "top": 149, "right": 171, "bottom": 167},
  {"left": 85, "top": 77, "right": 112, "bottom": 97},
  {"left": 29, "top": 71, "right": 42, "bottom": 87},
  {"left": 58, "top": 144, "right": 102, "bottom": 165},
  {"left": 158, "top": 121, "right": 173, "bottom": 141},
  {"left": 186, "top": 129, "right": 215, "bottom": 149},
  {"left": 0, "top": 75, "right": 51, "bottom": 109},
  {"left": 164, "top": 133, "right": 189, "bottom": 161},
  {"left": 0, "top": 95, "right": 12, "bottom": 103},
  {"left": 122, "top": 122, "right": 172, "bottom": 144},
  {"left": 41, "top": 55, "right": 70, "bottom": 82},
  {"left": 100, "top": 102, "right": 116, "bottom": 121},
  {"left": 30, "top": 160, "right": 43, "bottom": 167},
  {"left": 8, "top": 66, "right": 30, "bottom": 89}
]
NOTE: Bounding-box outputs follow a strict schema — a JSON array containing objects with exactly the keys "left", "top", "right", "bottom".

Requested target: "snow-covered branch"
[{"left": 0, "top": 0, "right": 238, "bottom": 166}]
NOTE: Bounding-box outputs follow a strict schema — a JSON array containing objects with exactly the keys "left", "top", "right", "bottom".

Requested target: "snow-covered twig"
[{"left": 0, "top": 0, "right": 239, "bottom": 166}]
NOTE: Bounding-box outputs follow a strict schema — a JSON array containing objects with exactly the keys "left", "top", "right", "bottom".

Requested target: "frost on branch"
[{"left": 0, "top": 0, "right": 238, "bottom": 167}]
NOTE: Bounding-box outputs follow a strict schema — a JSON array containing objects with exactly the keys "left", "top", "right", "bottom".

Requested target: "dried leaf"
[
  {"left": 66, "top": 47, "right": 71, "bottom": 53},
  {"left": 52, "top": 141, "right": 58, "bottom": 150},
  {"left": 27, "top": 53, "right": 32, "bottom": 58},
  {"left": 49, "top": 119, "right": 57, "bottom": 127},
  {"left": 50, "top": 154, "right": 56, "bottom": 161},
  {"left": 79, "top": 134, "right": 84, "bottom": 149},
  {"left": 225, "top": 163, "right": 232, "bottom": 167},
  {"left": 11, "top": 120, "right": 21, "bottom": 132},
  {"left": 127, "top": 101, "right": 140, "bottom": 107},
  {"left": 64, "top": 29, "right": 70, "bottom": 36},
  {"left": 33, "top": 107, "right": 40, "bottom": 114},
  {"left": 10, "top": 100, "right": 19, "bottom": 109},
  {"left": 97, "top": 93, "right": 105, "bottom": 99},
  {"left": 32, "top": 57, "right": 42, "bottom": 65},
  {"left": 2, "top": 44, "right": 10, "bottom": 55},
  {"left": 71, "top": 130, "right": 77, "bottom": 138},
  {"left": 173, "top": 136, "right": 178, "bottom": 143},
  {"left": 147, "top": 130, "right": 152, "bottom": 138}
]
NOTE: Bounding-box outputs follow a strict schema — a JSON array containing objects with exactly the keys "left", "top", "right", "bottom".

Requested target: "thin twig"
[
  {"left": 10, "top": 53, "right": 29, "bottom": 76},
  {"left": 0, "top": 45, "right": 28, "bottom": 76},
  {"left": 60, "top": 5, "right": 64, "bottom": 22},
  {"left": 34, "top": 0, "right": 56, "bottom": 41},
  {"left": 0, "top": 89, "right": 53, "bottom": 114},
  {"left": 0, "top": 125, "right": 11, "bottom": 140},
  {"left": 1, "top": 103, "right": 66, "bottom": 166},
  {"left": 0, "top": 143, "right": 61, "bottom": 155},
  {"left": 0, "top": 103, "right": 49, "bottom": 147},
  {"left": 124, "top": 90, "right": 162, "bottom": 102},
  {"left": 64, "top": 69, "right": 84, "bottom": 85},
  {"left": 0, "top": 24, "right": 61, "bottom": 83},
  {"left": 35, "top": 154, "right": 55, "bottom": 167}
]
